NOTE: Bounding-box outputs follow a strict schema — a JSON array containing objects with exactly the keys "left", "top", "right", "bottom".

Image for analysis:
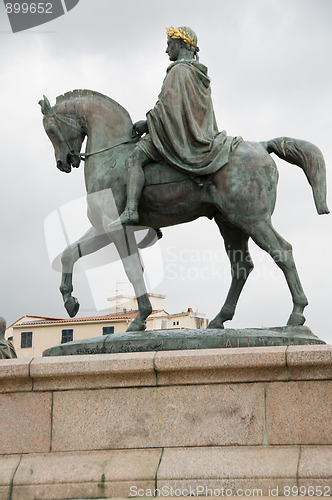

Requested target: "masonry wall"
[{"left": 0, "top": 344, "right": 330, "bottom": 499}]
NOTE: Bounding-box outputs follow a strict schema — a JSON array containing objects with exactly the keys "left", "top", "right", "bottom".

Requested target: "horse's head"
[{"left": 39, "top": 95, "right": 85, "bottom": 173}]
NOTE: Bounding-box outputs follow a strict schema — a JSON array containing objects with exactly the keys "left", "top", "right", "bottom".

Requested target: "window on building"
[
  {"left": 161, "top": 319, "right": 168, "bottom": 330},
  {"left": 103, "top": 326, "right": 114, "bottom": 336},
  {"left": 21, "top": 331, "right": 33, "bottom": 348},
  {"left": 61, "top": 329, "right": 73, "bottom": 344},
  {"left": 172, "top": 321, "right": 180, "bottom": 326}
]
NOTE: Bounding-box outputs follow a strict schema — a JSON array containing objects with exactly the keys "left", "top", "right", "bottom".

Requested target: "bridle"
[
  {"left": 50, "top": 110, "right": 139, "bottom": 166},
  {"left": 51, "top": 113, "right": 84, "bottom": 166}
]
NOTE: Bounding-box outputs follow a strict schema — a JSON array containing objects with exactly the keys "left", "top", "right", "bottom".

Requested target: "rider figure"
[{"left": 113, "top": 26, "right": 223, "bottom": 226}]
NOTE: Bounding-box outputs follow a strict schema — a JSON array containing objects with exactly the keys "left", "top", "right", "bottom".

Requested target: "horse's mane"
[
  {"left": 55, "top": 89, "right": 112, "bottom": 105},
  {"left": 55, "top": 89, "right": 132, "bottom": 122}
]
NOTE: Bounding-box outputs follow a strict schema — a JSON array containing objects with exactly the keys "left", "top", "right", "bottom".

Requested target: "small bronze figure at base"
[{"left": 0, "top": 317, "right": 17, "bottom": 359}]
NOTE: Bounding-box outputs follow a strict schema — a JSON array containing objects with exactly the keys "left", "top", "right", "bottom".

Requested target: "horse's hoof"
[
  {"left": 65, "top": 297, "right": 80, "bottom": 318},
  {"left": 126, "top": 320, "right": 146, "bottom": 332},
  {"left": 287, "top": 312, "right": 305, "bottom": 326},
  {"left": 207, "top": 319, "right": 225, "bottom": 330}
]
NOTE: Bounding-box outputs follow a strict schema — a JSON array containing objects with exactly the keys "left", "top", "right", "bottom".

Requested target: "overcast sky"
[{"left": 0, "top": 0, "right": 331, "bottom": 344}]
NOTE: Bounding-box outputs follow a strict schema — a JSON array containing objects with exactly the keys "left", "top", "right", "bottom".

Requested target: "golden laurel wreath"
[{"left": 166, "top": 27, "right": 196, "bottom": 47}]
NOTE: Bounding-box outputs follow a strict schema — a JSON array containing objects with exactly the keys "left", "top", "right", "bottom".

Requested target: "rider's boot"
[{"left": 114, "top": 203, "right": 140, "bottom": 225}]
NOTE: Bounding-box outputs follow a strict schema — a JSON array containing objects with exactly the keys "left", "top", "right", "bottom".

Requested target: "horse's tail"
[
  {"left": 137, "top": 228, "right": 163, "bottom": 249},
  {"left": 261, "top": 137, "right": 329, "bottom": 215}
]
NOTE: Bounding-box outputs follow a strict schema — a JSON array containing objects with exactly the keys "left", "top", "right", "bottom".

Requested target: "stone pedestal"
[{"left": 0, "top": 344, "right": 330, "bottom": 499}]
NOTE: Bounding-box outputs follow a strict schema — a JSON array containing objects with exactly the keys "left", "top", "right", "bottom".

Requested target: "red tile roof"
[
  {"left": 15, "top": 310, "right": 167, "bottom": 327},
  {"left": 7, "top": 315, "right": 64, "bottom": 329}
]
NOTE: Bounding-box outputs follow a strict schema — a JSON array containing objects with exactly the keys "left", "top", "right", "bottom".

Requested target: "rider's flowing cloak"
[{"left": 146, "top": 60, "right": 242, "bottom": 175}]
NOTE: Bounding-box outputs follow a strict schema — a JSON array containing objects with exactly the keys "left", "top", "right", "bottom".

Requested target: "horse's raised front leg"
[
  {"left": 208, "top": 217, "right": 254, "bottom": 329},
  {"left": 111, "top": 226, "right": 152, "bottom": 332},
  {"left": 247, "top": 219, "right": 308, "bottom": 326},
  {"left": 60, "top": 227, "right": 111, "bottom": 317}
]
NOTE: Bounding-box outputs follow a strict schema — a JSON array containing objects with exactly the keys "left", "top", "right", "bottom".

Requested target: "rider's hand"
[{"left": 132, "top": 120, "right": 148, "bottom": 138}]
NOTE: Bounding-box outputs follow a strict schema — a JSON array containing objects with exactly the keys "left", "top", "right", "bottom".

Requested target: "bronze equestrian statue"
[
  {"left": 0, "top": 317, "right": 17, "bottom": 359},
  {"left": 40, "top": 26, "right": 329, "bottom": 332}
]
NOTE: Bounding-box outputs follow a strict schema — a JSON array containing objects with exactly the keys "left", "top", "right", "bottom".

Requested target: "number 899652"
[{"left": 5, "top": 3, "right": 53, "bottom": 14}]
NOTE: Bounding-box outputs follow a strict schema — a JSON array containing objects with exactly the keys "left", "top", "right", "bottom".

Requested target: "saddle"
[
  {"left": 144, "top": 161, "right": 189, "bottom": 187},
  {"left": 143, "top": 134, "right": 243, "bottom": 187}
]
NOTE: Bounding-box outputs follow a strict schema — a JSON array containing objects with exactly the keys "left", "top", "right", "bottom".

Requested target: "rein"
[{"left": 78, "top": 138, "right": 140, "bottom": 161}]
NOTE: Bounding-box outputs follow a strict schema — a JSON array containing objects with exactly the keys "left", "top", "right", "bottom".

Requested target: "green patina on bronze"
[
  {"left": 43, "top": 326, "right": 325, "bottom": 357},
  {"left": 0, "top": 317, "right": 17, "bottom": 359}
]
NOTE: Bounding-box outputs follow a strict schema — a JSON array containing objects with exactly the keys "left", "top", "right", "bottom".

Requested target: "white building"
[{"left": 6, "top": 294, "right": 208, "bottom": 358}]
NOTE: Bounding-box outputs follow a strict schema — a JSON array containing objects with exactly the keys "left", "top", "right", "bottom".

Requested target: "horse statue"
[{"left": 39, "top": 89, "right": 329, "bottom": 332}]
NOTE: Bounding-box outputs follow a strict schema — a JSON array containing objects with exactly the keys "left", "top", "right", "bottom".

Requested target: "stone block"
[
  {"left": 0, "top": 455, "right": 21, "bottom": 500},
  {"left": 12, "top": 449, "right": 161, "bottom": 500},
  {"left": 157, "top": 446, "right": 300, "bottom": 496},
  {"left": 71, "top": 498, "right": 321, "bottom": 500},
  {"left": 31, "top": 352, "right": 156, "bottom": 391},
  {"left": 299, "top": 445, "right": 332, "bottom": 479},
  {"left": 297, "top": 481, "right": 332, "bottom": 493},
  {"left": 0, "top": 488, "right": 11, "bottom": 500},
  {"left": 266, "top": 380, "right": 332, "bottom": 445},
  {"left": 155, "top": 347, "right": 287, "bottom": 385},
  {"left": 287, "top": 344, "right": 332, "bottom": 380},
  {"left": 157, "top": 445, "right": 299, "bottom": 479},
  {"left": 52, "top": 383, "right": 265, "bottom": 451},
  {"left": 156, "top": 479, "right": 299, "bottom": 497},
  {"left": 0, "top": 358, "right": 32, "bottom": 392},
  {"left": 0, "top": 392, "right": 52, "bottom": 454},
  {"left": 12, "top": 481, "right": 156, "bottom": 500}
]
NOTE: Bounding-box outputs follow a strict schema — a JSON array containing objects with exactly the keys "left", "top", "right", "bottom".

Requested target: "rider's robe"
[{"left": 146, "top": 60, "right": 241, "bottom": 175}]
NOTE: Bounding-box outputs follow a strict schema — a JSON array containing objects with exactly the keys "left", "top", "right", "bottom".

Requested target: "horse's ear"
[{"left": 39, "top": 95, "right": 52, "bottom": 115}]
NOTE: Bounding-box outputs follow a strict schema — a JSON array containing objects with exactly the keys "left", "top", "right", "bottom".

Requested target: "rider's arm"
[{"left": 132, "top": 120, "right": 148, "bottom": 137}]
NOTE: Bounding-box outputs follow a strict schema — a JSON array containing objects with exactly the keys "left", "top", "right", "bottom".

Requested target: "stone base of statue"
[
  {"left": 42, "top": 325, "right": 325, "bottom": 357},
  {"left": 0, "top": 340, "right": 331, "bottom": 498}
]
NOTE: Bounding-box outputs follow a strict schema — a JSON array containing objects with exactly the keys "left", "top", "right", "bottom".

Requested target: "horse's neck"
[
  {"left": 56, "top": 94, "right": 133, "bottom": 152},
  {"left": 82, "top": 96, "right": 133, "bottom": 153}
]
